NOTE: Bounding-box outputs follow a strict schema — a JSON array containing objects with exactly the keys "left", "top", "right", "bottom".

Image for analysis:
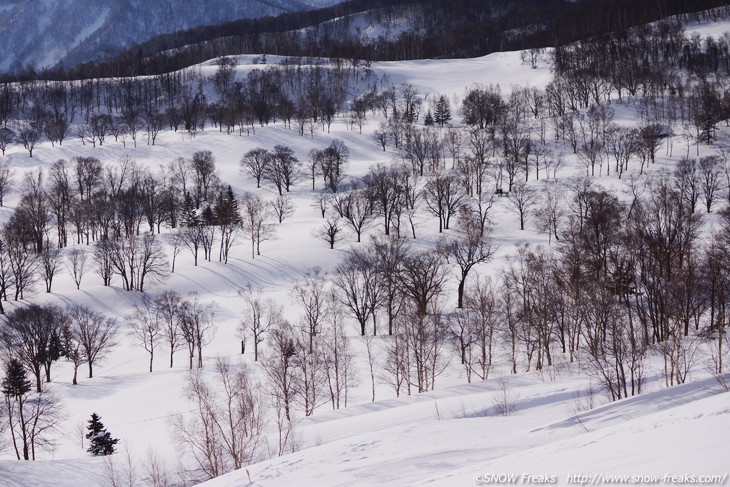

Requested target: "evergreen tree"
[
  {"left": 424, "top": 110, "right": 434, "bottom": 126},
  {"left": 434, "top": 95, "right": 452, "bottom": 127},
  {"left": 41, "top": 330, "right": 63, "bottom": 384},
  {"left": 85, "top": 412, "right": 119, "bottom": 456},
  {"left": 213, "top": 185, "right": 240, "bottom": 226},
  {"left": 181, "top": 192, "right": 198, "bottom": 227},
  {"left": 2, "top": 358, "right": 31, "bottom": 399},
  {"left": 201, "top": 205, "right": 215, "bottom": 226},
  {"left": 2, "top": 358, "right": 32, "bottom": 460}
]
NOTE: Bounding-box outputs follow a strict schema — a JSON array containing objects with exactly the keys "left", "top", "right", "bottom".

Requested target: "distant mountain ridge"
[{"left": 0, "top": 0, "right": 339, "bottom": 72}]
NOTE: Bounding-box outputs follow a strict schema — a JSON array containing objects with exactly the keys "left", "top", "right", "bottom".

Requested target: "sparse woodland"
[{"left": 1, "top": 8, "right": 730, "bottom": 485}]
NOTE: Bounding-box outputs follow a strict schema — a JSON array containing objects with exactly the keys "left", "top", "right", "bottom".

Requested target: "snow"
[
  {"left": 1, "top": 15, "right": 730, "bottom": 487},
  {"left": 199, "top": 375, "right": 730, "bottom": 487}
]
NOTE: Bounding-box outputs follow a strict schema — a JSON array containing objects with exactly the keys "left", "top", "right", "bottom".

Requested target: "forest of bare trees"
[{"left": 3, "top": 12, "right": 730, "bottom": 483}]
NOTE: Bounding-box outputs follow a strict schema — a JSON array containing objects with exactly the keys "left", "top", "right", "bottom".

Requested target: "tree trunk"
[
  {"left": 34, "top": 366, "right": 41, "bottom": 393},
  {"left": 457, "top": 277, "right": 466, "bottom": 309},
  {"left": 19, "top": 401, "right": 29, "bottom": 460}
]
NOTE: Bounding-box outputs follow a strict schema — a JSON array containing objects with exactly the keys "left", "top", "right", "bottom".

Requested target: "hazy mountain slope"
[{"left": 0, "top": 0, "right": 340, "bottom": 72}]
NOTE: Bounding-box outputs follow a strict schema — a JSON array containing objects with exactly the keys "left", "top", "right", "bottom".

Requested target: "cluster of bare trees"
[
  {"left": 251, "top": 166, "right": 730, "bottom": 415},
  {"left": 237, "top": 280, "right": 357, "bottom": 419},
  {"left": 170, "top": 358, "right": 265, "bottom": 480},
  {"left": 128, "top": 291, "right": 217, "bottom": 373},
  {"left": 0, "top": 302, "right": 118, "bottom": 460},
  {"left": 242, "top": 211, "right": 495, "bottom": 405},
  {"left": 0, "top": 144, "right": 293, "bottom": 308},
  {"left": 0, "top": 55, "right": 368, "bottom": 157},
  {"left": 1, "top": 303, "right": 117, "bottom": 391},
  {"left": 494, "top": 174, "right": 728, "bottom": 400}
]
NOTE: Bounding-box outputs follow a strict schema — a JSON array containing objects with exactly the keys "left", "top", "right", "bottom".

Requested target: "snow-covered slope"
[
  {"left": 199, "top": 376, "right": 730, "bottom": 487},
  {"left": 0, "top": 0, "right": 340, "bottom": 72},
  {"left": 0, "top": 14, "right": 730, "bottom": 487}
]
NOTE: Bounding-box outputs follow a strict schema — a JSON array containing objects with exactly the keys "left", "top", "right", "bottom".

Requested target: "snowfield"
[{"left": 0, "top": 16, "right": 729, "bottom": 487}]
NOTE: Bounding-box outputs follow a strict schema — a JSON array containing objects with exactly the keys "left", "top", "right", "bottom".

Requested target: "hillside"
[
  {"left": 0, "top": 11, "right": 728, "bottom": 487},
  {"left": 0, "top": 0, "right": 340, "bottom": 73}
]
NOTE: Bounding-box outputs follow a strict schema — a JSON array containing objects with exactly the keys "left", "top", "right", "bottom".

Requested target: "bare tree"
[
  {"left": 397, "top": 250, "right": 448, "bottom": 317},
  {"left": 400, "top": 305, "right": 449, "bottom": 393},
  {"left": 699, "top": 155, "right": 725, "bottom": 213},
  {"left": 3, "top": 219, "right": 38, "bottom": 300},
  {"left": 0, "top": 127, "right": 14, "bottom": 156},
  {"left": 65, "top": 249, "right": 87, "bottom": 290},
  {"left": 39, "top": 244, "right": 62, "bottom": 293},
  {"left": 292, "top": 319, "right": 322, "bottom": 418},
  {"left": 270, "top": 194, "right": 295, "bottom": 224},
  {"left": 372, "top": 236, "right": 410, "bottom": 335},
  {"left": 312, "top": 192, "right": 329, "bottom": 218},
  {"left": 262, "top": 323, "right": 300, "bottom": 421},
  {"left": 314, "top": 214, "right": 344, "bottom": 249},
  {"left": 128, "top": 297, "right": 163, "bottom": 373},
  {"left": 180, "top": 224, "right": 205, "bottom": 267},
  {"left": 423, "top": 174, "right": 465, "bottom": 233},
  {"left": 534, "top": 180, "right": 565, "bottom": 244},
  {"left": 372, "top": 123, "right": 389, "bottom": 151},
  {"left": 320, "top": 139, "right": 350, "bottom": 192},
  {"left": 305, "top": 149, "right": 323, "bottom": 190},
  {"left": 438, "top": 221, "right": 496, "bottom": 309},
  {"left": 0, "top": 159, "right": 13, "bottom": 205},
  {"left": 293, "top": 267, "right": 328, "bottom": 353},
  {"left": 263, "top": 145, "right": 300, "bottom": 195},
  {"left": 508, "top": 180, "right": 537, "bottom": 230},
  {"left": 190, "top": 150, "right": 218, "bottom": 207},
  {"left": 321, "top": 291, "right": 357, "bottom": 409},
  {"left": 18, "top": 124, "right": 41, "bottom": 158},
  {"left": 332, "top": 188, "right": 375, "bottom": 243},
  {"left": 167, "top": 231, "right": 186, "bottom": 273},
  {"left": 67, "top": 305, "right": 117, "bottom": 379},
  {"left": 334, "top": 248, "right": 382, "bottom": 335},
  {"left": 363, "top": 164, "right": 408, "bottom": 237},
  {"left": 170, "top": 358, "right": 265, "bottom": 480},
  {"left": 237, "top": 285, "right": 277, "bottom": 361},
  {"left": 674, "top": 157, "right": 701, "bottom": 213},
  {"left": 381, "top": 324, "right": 409, "bottom": 397},
  {"left": 154, "top": 290, "right": 185, "bottom": 368},
  {"left": 241, "top": 192, "right": 275, "bottom": 258},
  {"left": 48, "top": 159, "right": 74, "bottom": 248},
  {"left": 93, "top": 241, "right": 114, "bottom": 287},
  {"left": 464, "top": 277, "right": 499, "bottom": 381},
  {"left": 108, "top": 234, "right": 168, "bottom": 292},
  {"left": 179, "top": 294, "right": 216, "bottom": 369},
  {"left": 60, "top": 321, "right": 85, "bottom": 385},
  {"left": 240, "top": 148, "right": 270, "bottom": 189},
  {"left": 2, "top": 360, "right": 65, "bottom": 460}
]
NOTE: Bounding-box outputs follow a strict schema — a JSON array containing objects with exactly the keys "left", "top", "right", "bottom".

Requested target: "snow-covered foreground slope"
[{"left": 199, "top": 374, "right": 729, "bottom": 487}]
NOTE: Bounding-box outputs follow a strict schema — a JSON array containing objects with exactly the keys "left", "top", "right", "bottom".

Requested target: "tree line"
[{"left": 4, "top": 0, "right": 728, "bottom": 81}]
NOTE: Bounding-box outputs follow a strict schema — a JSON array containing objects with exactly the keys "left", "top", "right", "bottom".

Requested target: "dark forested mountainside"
[
  {"left": 0, "top": 0, "right": 339, "bottom": 74},
  {"left": 8, "top": 0, "right": 730, "bottom": 82}
]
